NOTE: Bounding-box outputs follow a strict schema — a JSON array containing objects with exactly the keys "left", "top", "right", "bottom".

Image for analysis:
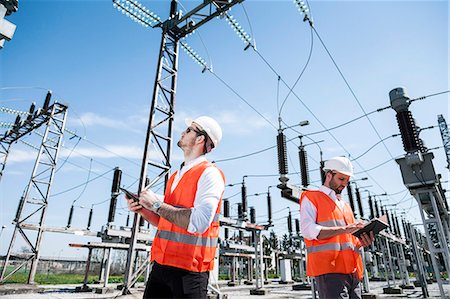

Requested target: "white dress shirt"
[
  {"left": 300, "top": 185, "right": 347, "bottom": 240},
  {"left": 167, "top": 155, "right": 224, "bottom": 234}
]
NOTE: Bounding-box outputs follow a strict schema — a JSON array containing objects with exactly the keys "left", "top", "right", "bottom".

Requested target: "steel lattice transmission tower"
[
  {"left": 0, "top": 94, "right": 68, "bottom": 283},
  {"left": 112, "top": 0, "right": 244, "bottom": 293},
  {"left": 437, "top": 114, "right": 450, "bottom": 169}
]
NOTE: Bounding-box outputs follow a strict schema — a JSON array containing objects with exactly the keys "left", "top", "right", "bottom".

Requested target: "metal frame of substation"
[
  {"left": 116, "top": 0, "right": 245, "bottom": 294},
  {"left": 0, "top": 98, "right": 68, "bottom": 284},
  {"left": 396, "top": 152, "right": 450, "bottom": 298}
]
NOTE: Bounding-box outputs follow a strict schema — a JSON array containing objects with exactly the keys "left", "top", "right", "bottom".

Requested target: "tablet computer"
[{"left": 352, "top": 216, "right": 389, "bottom": 238}]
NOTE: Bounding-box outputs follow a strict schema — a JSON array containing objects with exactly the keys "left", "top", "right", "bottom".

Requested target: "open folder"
[{"left": 352, "top": 215, "right": 389, "bottom": 238}]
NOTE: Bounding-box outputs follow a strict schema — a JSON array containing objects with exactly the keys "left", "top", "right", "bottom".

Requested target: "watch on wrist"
[{"left": 152, "top": 201, "right": 162, "bottom": 213}]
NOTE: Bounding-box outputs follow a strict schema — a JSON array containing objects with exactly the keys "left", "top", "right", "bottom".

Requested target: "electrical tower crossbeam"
[
  {"left": 167, "top": 0, "right": 244, "bottom": 39},
  {"left": 0, "top": 102, "right": 68, "bottom": 284}
]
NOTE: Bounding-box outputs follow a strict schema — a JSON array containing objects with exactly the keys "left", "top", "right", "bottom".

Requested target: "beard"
[{"left": 329, "top": 180, "right": 344, "bottom": 194}]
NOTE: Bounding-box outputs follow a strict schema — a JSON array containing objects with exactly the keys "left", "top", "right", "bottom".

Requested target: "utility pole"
[{"left": 112, "top": 0, "right": 244, "bottom": 294}]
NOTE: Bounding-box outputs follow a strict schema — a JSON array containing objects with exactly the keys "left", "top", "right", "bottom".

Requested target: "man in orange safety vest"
[
  {"left": 300, "top": 156, "right": 374, "bottom": 299},
  {"left": 126, "top": 116, "right": 225, "bottom": 299}
]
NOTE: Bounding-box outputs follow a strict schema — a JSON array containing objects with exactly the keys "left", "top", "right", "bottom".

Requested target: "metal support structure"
[
  {"left": 411, "top": 186, "right": 450, "bottom": 298},
  {"left": 117, "top": 0, "right": 246, "bottom": 294},
  {"left": 408, "top": 223, "right": 429, "bottom": 297},
  {"left": 437, "top": 114, "right": 450, "bottom": 169},
  {"left": 0, "top": 102, "right": 68, "bottom": 283}
]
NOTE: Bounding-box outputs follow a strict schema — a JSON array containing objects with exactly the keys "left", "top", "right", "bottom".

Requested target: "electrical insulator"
[
  {"left": 267, "top": 192, "right": 272, "bottom": 226},
  {"left": 139, "top": 215, "right": 145, "bottom": 227},
  {"left": 43, "top": 91, "right": 52, "bottom": 111},
  {"left": 277, "top": 130, "right": 289, "bottom": 182},
  {"left": 237, "top": 203, "right": 243, "bottom": 220},
  {"left": 368, "top": 195, "right": 374, "bottom": 219},
  {"left": 126, "top": 212, "right": 130, "bottom": 227},
  {"left": 224, "top": 199, "right": 230, "bottom": 217},
  {"left": 87, "top": 207, "right": 93, "bottom": 230},
  {"left": 223, "top": 199, "right": 229, "bottom": 240},
  {"left": 390, "top": 212, "right": 396, "bottom": 235},
  {"left": 385, "top": 209, "right": 391, "bottom": 232},
  {"left": 67, "top": 205, "right": 74, "bottom": 228},
  {"left": 111, "top": 167, "right": 122, "bottom": 193},
  {"left": 295, "top": 218, "right": 300, "bottom": 235},
  {"left": 14, "top": 196, "right": 25, "bottom": 222},
  {"left": 250, "top": 207, "right": 256, "bottom": 223},
  {"left": 355, "top": 188, "right": 364, "bottom": 218},
  {"left": 27, "top": 103, "right": 36, "bottom": 122},
  {"left": 394, "top": 213, "right": 401, "bottom": 236},
  {"left": 346, "top": 183, "right": 356, "bottom": 217},
  {"left": 374, "top": 200, "right": 380, "bottom": 218},
  {"left": 402, "top": 219, "right": 409, "bottom": 239},
  {"left": 107, "top": 167, "right": 122, "bottom": 223},
  {"left": 298, "top": 145, "right": 310, "bottom": 187},
  {"left": 320, "top": 160, "right": 326, "bottom": 185},
  {"left": 380, "top": 205, "right": 385, "bottom": 217},
  {"left": 287, "top": 211, "right": 292, "bottom": 234},
  {"left": 241, "top": 184, "right": 247, "bottom": 221},
  {"left": 389, "top": 87, "right": 422, "bottom": 153},
  {"left": 396, "top": 110, "right": 422, "bottom": 153}
]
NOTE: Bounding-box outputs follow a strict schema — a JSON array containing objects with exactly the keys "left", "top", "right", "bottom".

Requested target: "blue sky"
[{"left": 0, "top": 0, "right": 448, "bottom": 258}]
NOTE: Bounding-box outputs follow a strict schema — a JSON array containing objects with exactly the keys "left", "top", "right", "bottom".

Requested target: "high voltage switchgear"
[
  {"left": 298, "top": 143, "right": 310, "bottom": 187},
  {"left": 390, "top": 87, "right": 450, "bottom": 298}
]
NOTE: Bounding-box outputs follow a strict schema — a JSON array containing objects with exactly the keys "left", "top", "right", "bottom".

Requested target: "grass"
[{"left": 1, "top": 267, "right": 145, "bottom": 284}]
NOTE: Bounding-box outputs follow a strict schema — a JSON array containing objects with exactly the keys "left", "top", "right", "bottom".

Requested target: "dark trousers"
[
  {"left": 143, "top": 262, "right": 209, "bottom": 299},
  {"left": 315, "top": 273, "right": 362, "bottom": 299}
]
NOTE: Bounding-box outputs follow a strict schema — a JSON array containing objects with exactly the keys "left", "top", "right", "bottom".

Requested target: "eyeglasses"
[{"left": 185, "top": 127, "right": 202, "bottom": 134}]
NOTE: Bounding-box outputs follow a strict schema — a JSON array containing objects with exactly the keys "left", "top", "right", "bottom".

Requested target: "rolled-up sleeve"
[
  {"left": 300, "top": 196, "right": 323, "bottom": 240},
  {"left": 187, "top": 167, "right": 224, "bottom": 234}
]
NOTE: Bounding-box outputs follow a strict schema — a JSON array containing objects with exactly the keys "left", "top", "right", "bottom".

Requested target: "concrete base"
[
  {"left": 292, "top": 283, "right": 311, "bottom": 291},
  {"left": 362, "top": 293, "right": 378, "bottom": 299},
  {"left": 244, "top": 280, "right": 254, "bottom": 285},
  {"left": 75, "top": 285, "right": 93, "bottom": 293},
  {"left": 250, "top": 288, "right": 268, "bottom": 295},
  {"left": 382, "top": 287, "right": 403, "bottom": 294},
  {"left": 264, "top": 280, "right": 270, "bottom": 285},
  {"left": 227, "top": 281, "right": 238, "bottom": 287},
  {"left": 94, "top": 287, "right": 116, "bottom": 294},
  {"left": 369, "top": 277, "right": 386, "bottom": 281},
  {"left": 413, "top": 280, "right": 422, "bottom": 287},
  {"left": 278, "top": 280, "right": 294, "bottom": 284},
  {"left": 400, "top": 284, "right": 415, "bottom": 289}
]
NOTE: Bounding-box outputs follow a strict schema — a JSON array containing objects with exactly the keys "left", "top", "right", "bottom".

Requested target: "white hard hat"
[
  {"left": 185, "top": 116, "right": 222, "bottom": 149},
  {"left": 323, "top": 156, "right": 353, "bottom": 177}
]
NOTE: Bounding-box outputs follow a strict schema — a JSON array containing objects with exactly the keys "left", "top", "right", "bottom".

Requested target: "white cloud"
[
  {"left": 7, "top": 149, "right": 36, "bottom": 163},
  {"left": 68, "top": 112, "right": 146, "bottom": 134}
]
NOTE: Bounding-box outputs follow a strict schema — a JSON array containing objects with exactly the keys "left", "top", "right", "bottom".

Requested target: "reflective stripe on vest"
[
  {"left": 306, "top": 242, "right": 361, "bottom": 254},
  {"left": 157, "top": 230, "right": 218, "bottom": 247},
  {"left": 318, "top": 219, "right": 347, "bottom": 227}
]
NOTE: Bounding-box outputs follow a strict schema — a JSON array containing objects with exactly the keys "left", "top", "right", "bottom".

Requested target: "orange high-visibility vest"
[
  {"left": 300, "top": 190, "right": 363, "bottom": 280},
  {"left": 151, "top": 161, "right": 224, "bottom": 272}
]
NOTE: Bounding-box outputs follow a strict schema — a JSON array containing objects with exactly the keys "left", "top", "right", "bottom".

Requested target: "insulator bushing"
[
  {"left": 374, "top": 200, "right": 380, "bottom": 218},
  {"left": 355, "top": 188, "right": 364, "bottom": 218},
  {"left": 396, "top": 110, "right": 421, "bottom": 152},
  {"left": 87, "top": 208, "right": 93, "bottom": 230},
  {"left": 237, "top": 203, "right": 243, "bottom": 220},
  {"left": 267, "top": 193, "right": 272, "bottom": 225},
  {"left": 224, "top": 199, "right": 230, "bottom": 217},
  {"left": 320, "top": 160, "right": 326, "bottom": 185},
  {"left": 346, "top": 183, "right": 356, "bottom": 216},
  {"left": 67, "top": 205, "right": 74, "bottom": 228},
  {"left": 250, "top": 207, "right": 256, "bottom": 223},
  {"left": 241, "top": 185, "right": 247, "bottom": 220},
  {"left": 277, "top": 131, "right": 288, "bottom": 176},
  {"left": 299, "top": 146, "right": 310, "bottom": 187},
  {"left": 111, "top": 168, "right": 122, "bottom": 193},
  {"left": 287, "top": 212, "right": 292, "bottom": 234},
  {"left": 368, "top": 196, "right": 374, "bottom": 219},
  {"left": 295, "top": 218, "right": 300, "bottom": 234},
  {"left": 43, "top": 91, "right": 52, "bottom": 111}
]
